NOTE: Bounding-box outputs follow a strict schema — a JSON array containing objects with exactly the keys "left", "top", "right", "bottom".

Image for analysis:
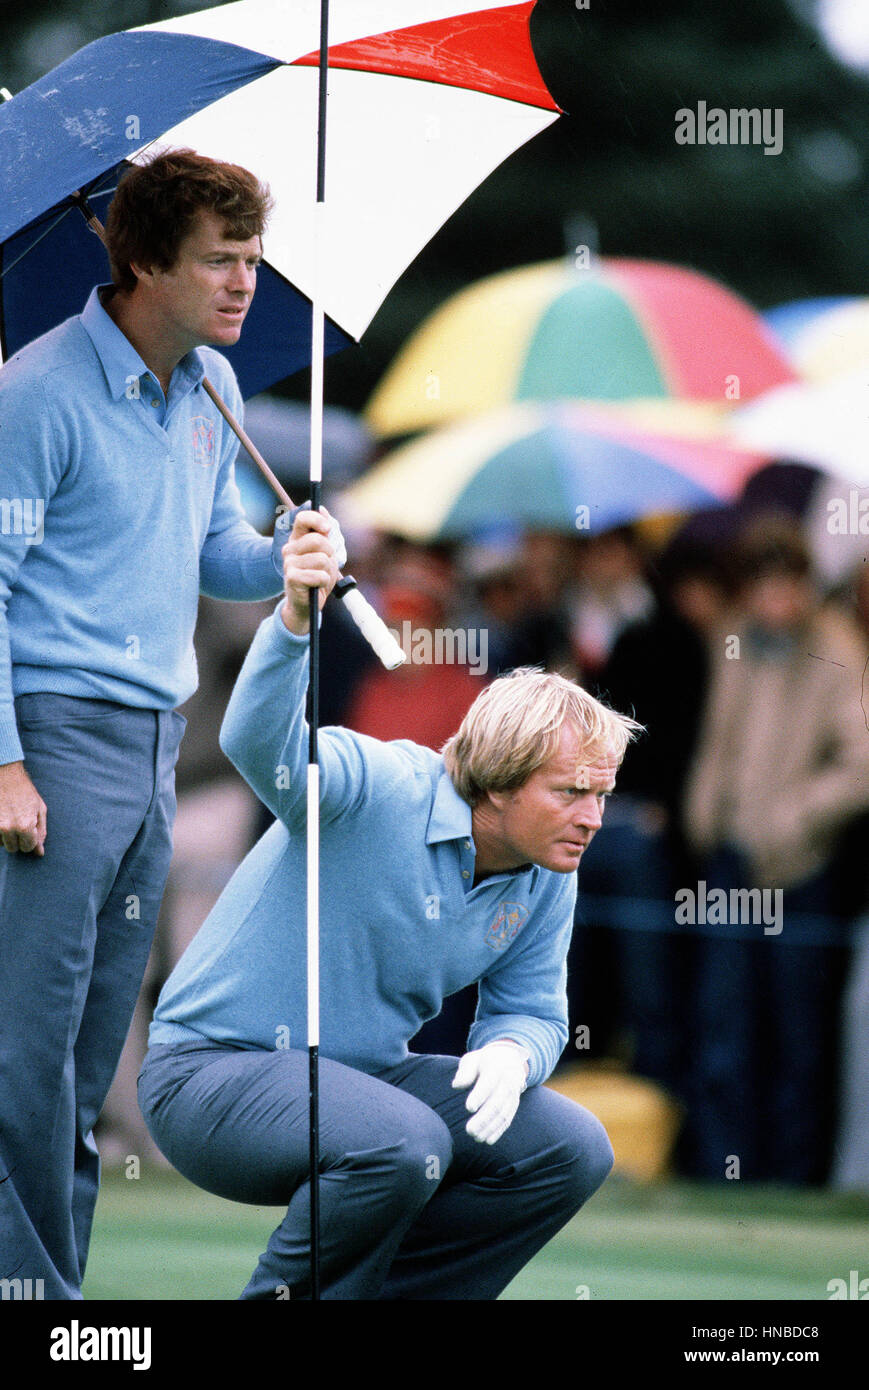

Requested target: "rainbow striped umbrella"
[
  {"left": 764, "top": 297, "right": 854, "bottom": 354},
  {"left": 344, "top": 400, "right": 771, "bottom": 539},
  {"left": 732, "top": 368, "right": 869, "bottom": 485},
  {"left": 766, "top": 298, "right": 869, "bottom": 383},
  {"left": 364, "top": 257, "right": 797, "bottom": 437}
]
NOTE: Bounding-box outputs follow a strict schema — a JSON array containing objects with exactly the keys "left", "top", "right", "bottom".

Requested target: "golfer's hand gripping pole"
[{"left": 201, "top": 379, "right": 406, "bottom": 670}]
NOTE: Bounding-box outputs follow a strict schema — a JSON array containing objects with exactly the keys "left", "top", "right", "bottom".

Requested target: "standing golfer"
[
  {"left": 0, "top": 150, "right": 287, "bottom": 1300},
  {"left": 138, "top": 508, "right": 640, "bottom": 1300}
]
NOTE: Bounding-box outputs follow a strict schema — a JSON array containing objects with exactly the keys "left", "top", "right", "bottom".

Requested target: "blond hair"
[{"left": 442, "top": 667, "right": 642, "bottom": 805}]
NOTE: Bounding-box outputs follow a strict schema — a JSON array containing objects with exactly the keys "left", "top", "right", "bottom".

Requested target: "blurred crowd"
[{"left": 100, "top": 463, "right": 869, "bottom": 1191}]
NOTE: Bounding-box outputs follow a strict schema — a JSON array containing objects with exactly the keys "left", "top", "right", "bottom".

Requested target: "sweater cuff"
[
  {"left": 0, "top": 717, "right": 24, "bottom": 766},
  {"left": 267, "top": 600, "right": 323, "bottom": 650}
]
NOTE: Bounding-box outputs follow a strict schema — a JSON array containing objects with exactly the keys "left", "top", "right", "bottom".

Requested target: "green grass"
[{"left": 80, "top": 1167, "right": 869, "bottom": 1301}]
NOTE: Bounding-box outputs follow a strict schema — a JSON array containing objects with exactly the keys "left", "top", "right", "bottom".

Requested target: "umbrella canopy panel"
[
  {"left": 732, "top": 368, "right": 869, "bottom": 486},
  {"left": 778, "top": 298, "right": 869, "bottom": 383},
  {"left": 0, "top": 33, "right": 280, "bottom": 247},
  {"left": 0, "top": 1, "right": 553, "bottom": 249},
  {"left": 145, "top": 0, "right": 556, "bottom": 111}
]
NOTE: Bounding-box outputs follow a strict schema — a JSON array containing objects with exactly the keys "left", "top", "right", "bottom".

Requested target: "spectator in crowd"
[
  {"left": 568, "top": 526, "right": 655, "bottom": 680},
  {"left": 681, "top": 514, "right": 869, "bottom": 1183},
  {"left": 515, "top": 531, "right": 578, "bottom": 676},
  {"left": 565, "top": 513, "right": 733, "bottom": 1099},
  {"left": 455, "top": 533, "right": 577, "bottom": 677},
  {"left": 831, "top": 557, "right": 869, "bottom": 1191}
]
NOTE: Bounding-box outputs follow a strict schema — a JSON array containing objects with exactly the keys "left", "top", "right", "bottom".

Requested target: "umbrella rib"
[
  {"left": 0, "top": 204, "right": 76, "bottom": 280},
  {"left": 0, "top": 164, "right": 123, "bottom": 282}
]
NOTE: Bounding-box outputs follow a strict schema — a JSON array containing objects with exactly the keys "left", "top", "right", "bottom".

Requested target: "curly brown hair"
[{"left": 105, "top": 148, "right": 273, "bottom": 292}]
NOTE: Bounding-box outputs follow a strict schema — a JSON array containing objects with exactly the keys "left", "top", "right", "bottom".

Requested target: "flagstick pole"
[{"left": 307, "top": 0, "right": 330, "bottom": 1305}]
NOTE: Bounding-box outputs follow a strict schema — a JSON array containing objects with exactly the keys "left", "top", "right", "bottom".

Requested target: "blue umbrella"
[
  {"left": 0, "top": 22, "right": 351, "bottom": 390},
  {"left": 0, "top": 0, "right": 559, "bottom": 393}
]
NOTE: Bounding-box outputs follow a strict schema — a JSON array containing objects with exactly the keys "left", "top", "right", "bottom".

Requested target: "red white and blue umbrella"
[
  {"left": 0, "top": 0, "right": 560, "bottom": 395},
  {"left": 0, "top": 0, "right": 560, "bottom": 659}
]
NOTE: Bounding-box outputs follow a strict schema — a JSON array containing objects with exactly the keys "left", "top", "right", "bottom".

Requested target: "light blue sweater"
[
  {"left": 149, "top": 605, "right": 578, "bottom": 1087},
  {"left": 0, "top": 286, "right": 283, "bottom": 765}
]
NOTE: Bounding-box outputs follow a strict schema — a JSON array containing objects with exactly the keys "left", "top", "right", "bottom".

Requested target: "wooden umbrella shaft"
[{"left": 200, "top": 378, "right": 293, "bottom": 507}]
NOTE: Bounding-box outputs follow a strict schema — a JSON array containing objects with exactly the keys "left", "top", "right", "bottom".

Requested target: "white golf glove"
[{"left": 452, "top": 1040, "right": 530, "bottom": 1145}]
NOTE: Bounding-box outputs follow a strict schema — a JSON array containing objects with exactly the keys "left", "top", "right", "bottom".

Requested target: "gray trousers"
[
  {"left": 0, "top": 694, "right": 184, "bottom": 1299},
  {"left": 138, "top": 1041, "right": 614, "bottom": 1300}
]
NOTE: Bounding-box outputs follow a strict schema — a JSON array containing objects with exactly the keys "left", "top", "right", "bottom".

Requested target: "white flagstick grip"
[{"left": 337, "top": 582, "right": 406, "bottom": 670}]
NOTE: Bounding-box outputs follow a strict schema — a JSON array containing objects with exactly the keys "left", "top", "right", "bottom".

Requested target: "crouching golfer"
[{"left": 139, "top": 509, "right": 640, "bottom": 1300}]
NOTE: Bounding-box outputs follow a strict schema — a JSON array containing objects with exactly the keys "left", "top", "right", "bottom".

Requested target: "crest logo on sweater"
[
  {"left": 485, "top": 901, "right": 529, "bottom": 951},
  {"left": 191, "top": 415, "right": 216, "bottom": 467}
]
